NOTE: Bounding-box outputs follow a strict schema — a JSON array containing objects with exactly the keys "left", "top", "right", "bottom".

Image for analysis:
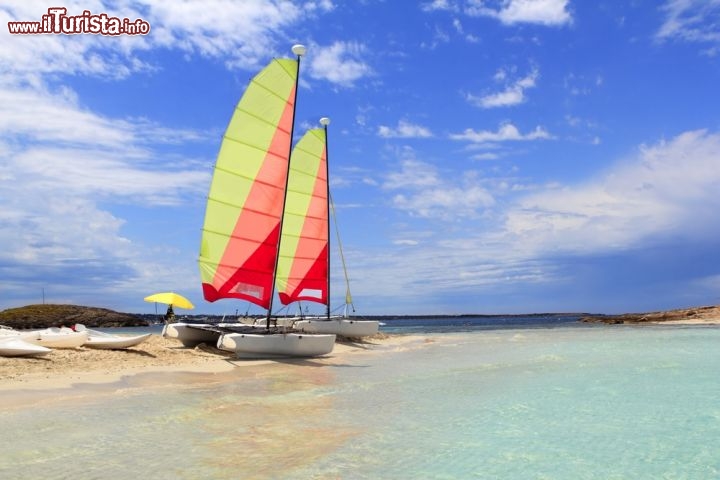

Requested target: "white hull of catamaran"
[
  {"left": 162, "top": 322, "right": 221, "bottom": 348},
  {"left": 294, "top": 318, "right": 379, "bottom": 337},
  {"left": 238, "top": 317, "right": 300, "bottom": 328},
  {"left": 217, "top": 332, "right": 336, "bottom": 358}
]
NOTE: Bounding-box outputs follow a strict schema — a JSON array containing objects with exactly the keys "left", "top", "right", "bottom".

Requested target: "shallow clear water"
[{"left": 1, "top": 325, "right": 719, "bottom": 479}]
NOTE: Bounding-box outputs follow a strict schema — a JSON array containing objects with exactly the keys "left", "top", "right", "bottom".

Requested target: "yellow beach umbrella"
[{"left": 144, "top": 292, "right": 194, "bottom": 310}]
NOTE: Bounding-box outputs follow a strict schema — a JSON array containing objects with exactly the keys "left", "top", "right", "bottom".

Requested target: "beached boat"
[
  {"left": 216, "top": 330, "right": 336, "bottom": 358},
  {"left": 21, "top": 327, "right": 88, "bottom": 349},
  {"left": 163, "top": 322, "right": 222, "bottom": 348},
  {"left": 168, "top": 44, "right": 334, "bottom": 357},
  {"left": 275, "top": 121, "right": 379, "bottom": 338},
  {"left": 216, "top": 123, "right": 379, "bottom": 340},
  {"left": 0, "top": 336, "right": 52, "bottom": 357},
  {"left": 216, "top": 120, "right": 350, "bottom": 355},
  {"left": 295, "top": 315, "right": 379, "bottom": 337},
  {"left": 73, "top": 324, "right": 152, "bottom": 350}
]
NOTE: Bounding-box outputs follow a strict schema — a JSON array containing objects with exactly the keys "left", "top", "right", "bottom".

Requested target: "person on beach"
[{"left": 164, "top": 304, "right": 175, "bottom": 323}]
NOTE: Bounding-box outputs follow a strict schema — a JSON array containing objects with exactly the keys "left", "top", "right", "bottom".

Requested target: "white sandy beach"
[{"left": 0, "top": 333, "right": 430, "bottom": 394}]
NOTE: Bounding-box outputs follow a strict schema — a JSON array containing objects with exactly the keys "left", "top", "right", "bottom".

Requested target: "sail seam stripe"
[
  {"left": 247, "top": 74, "right": 294, "bottom": 122},
  {"left": 199, "top": 260, "right": 271, "bottom": 276},
  {"left": 212, "top": 165, "right": 285, "bottom": 191},
  {"left": 201, "top": 226, "right": 278, "bottom": 243},
  {"left": 204, "top": 198, "right": 282, "bottom": 219},
  {"left": 274, "top": 58, "right": 297, "bottom": 81},
  {"left": 222, "top": 135, "right": 290, "bottom": 157},
  {"left": 281, "top": 212, "right": 325, "bottom": 221}
]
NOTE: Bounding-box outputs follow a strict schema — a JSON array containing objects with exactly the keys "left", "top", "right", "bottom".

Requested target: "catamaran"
[
  {"left": 215, "top": 119, "right": 380, "bottom": 339},
  {"left": 277, "top": 119, "right": 379, "bottom": 338},
  {"left": 164, "top": 44, "right": 335, "bottom": 357}
]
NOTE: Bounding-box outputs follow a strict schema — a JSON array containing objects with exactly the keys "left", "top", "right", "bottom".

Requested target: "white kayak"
[
  {"left": 74, "top": 324, "right": 152, "bottom": 350},
  {"left": 0, "top": 336, "right": 52, "bottom": 357},
  {"left": 22, "top": 327, "right": 88, "bottom": 349}
]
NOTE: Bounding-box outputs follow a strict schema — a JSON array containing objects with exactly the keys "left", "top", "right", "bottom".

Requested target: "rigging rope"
[{"left": 329, "top": 192, "right": 355, "bottom": 313}]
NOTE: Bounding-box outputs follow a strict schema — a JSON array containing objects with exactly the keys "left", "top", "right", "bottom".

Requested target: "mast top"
[
  {"left": 291, "top": 44, "right": 306, "bottom": 56},
  {"left": 319, "top": 117, "right": 330, "bottom": 127}
]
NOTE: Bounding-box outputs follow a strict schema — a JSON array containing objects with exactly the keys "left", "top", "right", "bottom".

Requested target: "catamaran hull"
[
  {"left": 295, "top": 318, "right": 379, "bottom": 337},
  {"left": 162, "top": 323, "right": 220, "bottom": 348},
  {"left": 217, "top": 332, "right": 336, "bottom": 358}
]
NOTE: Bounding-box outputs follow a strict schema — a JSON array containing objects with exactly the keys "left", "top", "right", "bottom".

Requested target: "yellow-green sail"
[{"left": 199, "top": 57, "right": 299, "bottom": 309}]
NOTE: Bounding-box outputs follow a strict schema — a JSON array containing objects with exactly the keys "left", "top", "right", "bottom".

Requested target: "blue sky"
[{"left": 1, "top": 0, "right": 720, "bottom": 316}]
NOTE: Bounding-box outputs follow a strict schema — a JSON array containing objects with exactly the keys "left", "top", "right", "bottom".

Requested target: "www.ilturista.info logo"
[{"left": 8, "top": 7, "right": 150, "bottom": 35}]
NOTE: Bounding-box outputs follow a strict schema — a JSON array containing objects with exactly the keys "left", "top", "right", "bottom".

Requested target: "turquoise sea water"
[{"left": 1, "top": 324, "right": 719, "bottom": 479}]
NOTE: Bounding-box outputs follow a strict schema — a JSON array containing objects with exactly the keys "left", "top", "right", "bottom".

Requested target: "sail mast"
[
  {"left": 266, "top": 44, "right": 305, "bottom": 329},
  {"left": 320, "top": 117, "right": 331, "bottom": 319}
]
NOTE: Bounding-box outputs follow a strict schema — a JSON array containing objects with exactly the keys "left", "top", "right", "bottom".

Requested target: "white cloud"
[
  {"left": 450, "top": 123, "right": 552, "bottom": 143},
  {"left": 472, "top": 152, "right": 501, "bottom": 160},
  {"left": 383, "top": 159, "right": 442, "bottom": 190},
  {"left": 350, "top": 129, "right": 720, "bottom": 310},
  {"left": 147, "top": 0, "right": 314, "bottom": 68},
  {"left": 378, "top": 120, "right": 433, "bottom": 139},
  {"left": 383, "top": 159, "right": 494, "bottom": 219},
  {"left": 657, "top": 0, "right": 720, "bottom": 48},
  {"left": 422, "top": 0, "right": 459, "bottom": 12},
  {"left": 465, "top": 0, "right": 572, "bottom": 26},
  {"left": 0, "top": 79, "right": 210, "bottom": 299},
  {"left": 307, "top": 41, "right": 372, "bottom": 87},
  {"left": 467, "top": 67, "right": 539, "bottom": 108},
  {"left": 0, "top": 0, "right": 336, "bottom": 82},
  {"left": 503, "top": 129, "right": 720, "bottom": 254},
  {"left": 1, "top": 2, "right": 152, "bottom": 81},
  {"left": 393, "top": 186, "right": 494, "bottom": 219}
]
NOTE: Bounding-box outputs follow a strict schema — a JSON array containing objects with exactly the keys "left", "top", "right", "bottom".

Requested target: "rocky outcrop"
[
  {"left": 580, "top": 305, "right": 720, "bottom": 324},
  {"left": 0, "top": 304, "right": 148, "bottom": 329}
]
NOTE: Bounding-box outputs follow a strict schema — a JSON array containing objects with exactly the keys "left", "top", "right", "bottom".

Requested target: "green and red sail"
[
  {"left": 198, "top": 57, "right": 300, "bottom": 309},
  {"left": 199, "top": 55, "right": 331, "bottom": 311},
  {"left": 275, "top": 127, "right": 329, "bottom": 306}
]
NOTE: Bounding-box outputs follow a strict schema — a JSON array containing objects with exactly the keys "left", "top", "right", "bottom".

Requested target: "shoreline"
[
  {"left": 0, "top": 332, "right": 429, "bottom": 394},
  {"left": 3, "top": 316, "right": 720, "bottom": 392}
]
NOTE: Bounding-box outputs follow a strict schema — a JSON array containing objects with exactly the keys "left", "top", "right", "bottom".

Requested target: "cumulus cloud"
[
  {"left": 353, "top": 129, "right": 720, "bottom": 310},
  {"left": 383, "top": 159, "right": 494, "bottom": 219},
  {"left": 465, "top": 0, "right": 572, "bottom": 26},
  {"left": 0, "top": 65, "right": 210, "bottom": 308},
  {"left": 450, "top": 123, "right": 552, "bottom": 143},
  {"left": 421, "top": 0, "right": 459, "bottom": 12},
  {"left": 378, "top": 120, "right": 433, "bottom": 138},
  {"left": 0, "top": 0, "right": 335, "bottom": 81},
  {"left": 503, "top": 129, "right": 720, "bottom": 254},
  {"left": 307, "top": 41, "right": 373, "bottom": 87},
  {"left": 467, "top": 67, "right": 539, "bottom": 108}
]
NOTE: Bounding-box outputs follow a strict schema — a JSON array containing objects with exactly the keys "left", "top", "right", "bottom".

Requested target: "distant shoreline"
[{"left": 2, "top": 304, "right": 719, "bottom": 329}]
